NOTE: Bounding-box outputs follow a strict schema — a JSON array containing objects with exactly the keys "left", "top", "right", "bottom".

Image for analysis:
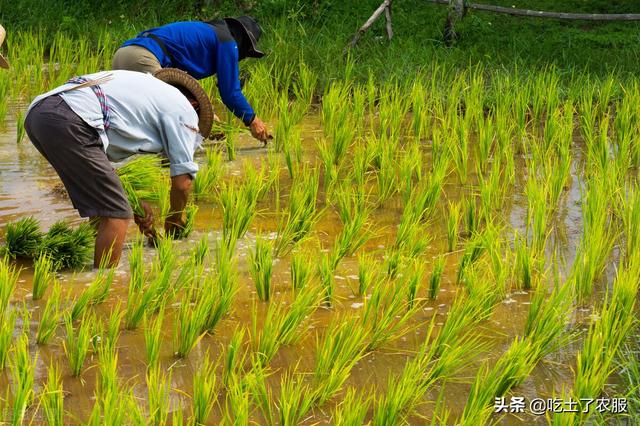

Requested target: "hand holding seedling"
[
  {"left": 133, "top": 201, "right": 158, "bottom": 242},
  {"left": 249, "top": 116, "right": 272, "bottom": 144}
]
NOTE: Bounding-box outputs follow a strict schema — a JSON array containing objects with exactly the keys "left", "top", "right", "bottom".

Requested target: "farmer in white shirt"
[{"left": 24, "top": 69, "right": 213, "bottom": 267}]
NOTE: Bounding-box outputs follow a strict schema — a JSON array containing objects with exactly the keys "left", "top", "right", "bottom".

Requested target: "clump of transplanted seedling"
[
  {"left": 252, "top": 281, "right": 321, "bottom": 365},
  {"left": 40, "top": 361, "right": 64, "bottom": 426},
  {"left": 144, "top": 305, "right": 165, "bottom": 368},
  {"left": 1, "top": 216, "right": 43, "bottom": 259},
  {"left": 333, "top": 387, "right": 372, "bottom": 426},
  {"left": 290, "top": 249, "right": 313, "bottom": 291},
  {"left": 274, "top": 166, "right": 322, "bottom": 256},
  {"left": 38, "top": 220, "right": 95, "bottom": 270},
  {"left": 446, "top": 201, "right": 461, "bottom": 252},
  {"left": 0, "top": 309, "right": 17, "bottom": 370},
  {"left": 146, "top": 366, "right": 171, "bottom": 426},
  {"left": 9, "top": 332, "right": 37, "bottom": 425},
  {"left": 32, "top": 253, "right": 54, "bottom": 300},
  {"left": 200, "top": 240, "right": 238, "bottom": 333},
  {"left": 0, "top": 256, "right": 18, "bottom": 313},
  {"left": 429, "top": 255, "right": 446, "bottom": 300},
  {"left": 190, "top": 353, "right": 218, "bottom": 425},
  {"left": 64, "top": 311, "right": 95, "bottom": 377},
  {"left": 249, "top": 236, "right": 274, "bottom": 302},
  {"left": 174, "top": 286, "right": 208, "bottom": 358},
  {"left": 36, "top": 280, "right": 63, "bottom": 345},
  {"left": 357, "top": 252, "right": 378, "bottom": 296},
  {"left": 71, "top": 263, "right": 115, "bottom": 320}
]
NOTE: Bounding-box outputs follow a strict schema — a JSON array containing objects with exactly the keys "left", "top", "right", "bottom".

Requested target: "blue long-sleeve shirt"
[{"left": 121, "top": 21, "right": 256, "bottom": 125}]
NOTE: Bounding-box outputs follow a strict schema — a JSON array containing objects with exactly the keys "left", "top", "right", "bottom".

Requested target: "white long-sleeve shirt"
[{"left": 27, "top": 70, "right": 201, "bottom": 178}]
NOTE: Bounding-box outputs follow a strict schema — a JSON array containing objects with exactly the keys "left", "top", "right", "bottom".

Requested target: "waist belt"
[
  {"left": 65, "top": 75, "right": 112, "bottom": 131},
  {"left": 141, "top": 32, "right": 175, "bottom": 67}
]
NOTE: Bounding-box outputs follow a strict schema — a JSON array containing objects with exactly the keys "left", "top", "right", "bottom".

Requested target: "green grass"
[
  {"left": 1, "top": 216, "right": 43, "bottom": 259},
  {"left": 38, "top": 221, "right": 95, "bottom": 270}
]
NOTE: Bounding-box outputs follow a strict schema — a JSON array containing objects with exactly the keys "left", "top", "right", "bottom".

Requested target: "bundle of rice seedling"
[
  {"left": 1, "top": 216, "right": 43, "bottom": 259},
  {"left": 38, "top": 221, "right": 95, "bottom": 270}
]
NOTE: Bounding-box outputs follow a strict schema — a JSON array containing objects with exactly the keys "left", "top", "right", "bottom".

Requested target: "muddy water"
[{"left": 0, "top": 112, "right": 627, "bottom": 425}]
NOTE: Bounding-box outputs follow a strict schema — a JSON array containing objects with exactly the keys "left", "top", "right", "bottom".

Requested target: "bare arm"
[{"left": 165, "top": 173, "right": 192, "bottom": 236}]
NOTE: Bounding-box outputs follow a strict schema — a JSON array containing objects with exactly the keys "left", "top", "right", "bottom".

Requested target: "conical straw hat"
[
  {"left": 153, "top": 68, "right": 213, "bottom": 138},
  {"left": 0, "top": 25, "right": 9, "bottom": 69}
]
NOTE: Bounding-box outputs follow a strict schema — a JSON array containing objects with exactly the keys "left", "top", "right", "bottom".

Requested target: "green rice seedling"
[
  {"left": 116, "top": 155, "right": 165, "bottom": 201},
  {"left": 40, "top": 361, "right": 64, "bottom": 426},
  {"left": 36, "top": 280, "right": 62, "bottom": 345},
  {"left": 101, "top": 303, "right": 123, "bottom": 358},
  {"left": 63, "top": 312, "right": 95, "bottom": 377},
  {"left": 253, "top": 282, "right": 321, "bottom": 365},
  {"left": 456, "top": 231, "right": 486, "bottom": 285},
  {"left": 283, "top": 127, "right": 303, "bottom": 178},
  {"left": 291, "top": 62, "right": 317, "bottom": 121},
  {"left": 15, "top": 110, "right": 26, "bottom": 144},
  {"left": 121, "top": 179, "right": 145, "bottom": 217},
  {"left": 0, "top": 309, "right": 16, "bottom": 370},
  {"left": 9, "top": 333, "right": 36, "bottom": 425},
  {"left": 218, "top": 178, "right": 259, "bottom": 252},
  {"left": 317, "top": 137, "right": 340, "bottom": 192},
  {"left": 192, "top": 234, "right": 210, "bottom": 268},
  {"left": 249, "top": 236, "right": 274, "bottom": 302},
  {"left": 223, "top": 326, "right": 248, "bottom": 387},
  {"left": 362, "top": 275, "right": 423, "bottom": 350},
  {"left": 313, "top": 315, "right": 370, "bottom": 405},
  {"left": 514, "top": 234, "right": 534, "bottom": 290},
  {"left": 224, "top": 123, "right": 237, "bottom": 161},
  {"left": 357, "top": 252, "right": 378, "bottom": 296},
  {"left": 274, "top": 167, "right": 321, "bottom": 256},
  {"left": 333, "top": 387, "right": 371, "bottom": 426},
  {"left": 290, "top": 250, "right": 313, "bottom": 291},
  {"left": 278, "top": 370, "right": 317, "bottom": 426},
  {"left": 2, "top": 216, "right": 43, "bottom": 259},
  {"left": 330, "top": 211, "right": 371, "bottom": 271},
  {"left": 405, "top": 259, "right": 425, "bottom": 309},
  {"left": 71, "top": 265, "right": 114, "bottom": 320},
  {"left": 621, "top": 185, "right": 640, "bottom": 265},
  {"left": 525, "top": 174, "right": 549, "bottom": 255},
  {"left": 201, "top": 242, "right": 238, "bottom": 332},
  {"left": 144, "top": 306, "right": 164, "bottom": 368},
  {"left": 375, "top": 144, "right": 397, "bottom": 207},
  {"left": 170, "top": 202, "right": 198, "bottom": 239},
  {"left": 446, "top": 201, "right": 461, "bottom": 252},
  {"left": 393, "top": 210, "right": 431, "bottom": 261},
  {"left": 222, "top": 372, "right": 251, "bottom": 425},
  {"left": 463, "top": 196, "right": 478, "bottom": 236},
  {"left": 244, "top": 356, "right": 275, "bottom": 425},
  {"left": 32, "top": 253, "right": 54, "bottom": 300},
  {"left": 146, "top": 367, "right": 171, "bottom": 426},
  {"left": 191, "top": 354, "right": 218, "bottom": 425},
  {"left": 193, "top": 149, "right": 223, "bottom": 201},
  {"left": 155, "top": 179, "right": 171, "bottom": 224},
  {"left": 429, "top": 255, "right": 446, "bottom": 300},
  {"left": 318, "top": 252, "right": 335, "bottom": 305},
  {"left": 173, "top": 289, "right": 207, "bottom": 358},
  {"left": 459, "top": 281, "right": 572, "bottom": 425},
  {"left": 0, "top": 257, "right": 19, "bottom": 313},
  {"left": 38, "top": 221, "right": 95, "bottom": 270},
  {"left": 274, "top": 91, "right": 295, "bottom": 153}
]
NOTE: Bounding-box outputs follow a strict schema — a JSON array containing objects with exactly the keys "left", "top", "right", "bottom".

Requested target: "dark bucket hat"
[{"left": 223, "top": 16, "right": 265, "bottom": 59}]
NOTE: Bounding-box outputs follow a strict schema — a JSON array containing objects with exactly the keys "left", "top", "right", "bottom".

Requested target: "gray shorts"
[
  {"left": 25, "top": 95, "right": 133, "bottom": 219},
  {"left": 112, "top": 45, "right": 162, "bottom": 74}
]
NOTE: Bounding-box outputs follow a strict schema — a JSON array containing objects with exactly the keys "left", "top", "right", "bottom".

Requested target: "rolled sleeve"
[{"left": 159, "top": 111, "right": 200, "bottom": 178}]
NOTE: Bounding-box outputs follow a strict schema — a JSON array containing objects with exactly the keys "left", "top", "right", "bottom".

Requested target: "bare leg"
[{"left": 94, "top": 217, "right": 130, "bottom": 268}]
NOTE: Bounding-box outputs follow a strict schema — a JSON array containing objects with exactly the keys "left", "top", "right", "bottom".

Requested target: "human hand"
[
  {"left": 134, "top": 201, "right": 155, "bottom": 233},
  {"left": 165, "top": 216, "right": 186, "bottom": 239},
  {"left": 249, "top": 116, "right": 272, "bottom": 144}
]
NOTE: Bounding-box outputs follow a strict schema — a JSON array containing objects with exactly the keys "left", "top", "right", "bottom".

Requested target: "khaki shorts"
[{"left": 112, "top": 45, "right": 161, "bottom": 74}]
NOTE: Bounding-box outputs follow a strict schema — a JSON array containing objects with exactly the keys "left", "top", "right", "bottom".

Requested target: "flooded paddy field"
[{"left": 1, "top": 67, "right": 639, "bottom": 426}]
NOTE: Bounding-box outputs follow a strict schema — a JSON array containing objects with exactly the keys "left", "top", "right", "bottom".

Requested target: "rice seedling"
[
  {"left": 514, "top": 234, "right": 534, "bottom": 290},
  {"left": 9, "top": 333, "right": 37, "bottom": 425},
  {"left": 446, "top": 201, "right": 461, "bottom": 252},
  {"left": 313, "top": 315, "right": 370, "bottom": 405},
  {"left": 456, "top": 231, "right": 486, "bottom": 285},
  {"left": 190, "top": 353, "right": 218, "bottom": 425},
  {"left": 463, "top": 196, "right": 479, "bottom": 237},
  {"left": 252, "top": 281, "right": 320, "bottom": 365},
  {"left": 63, "top": 312, "right": 95, "bottom": 377},
  {"left": 406, "top": 259, "right": 425, "bottom": 309},
  {"left": 201, "top": 241, "right": 238, "bottom": 332},
  {"left": 0, "top": 308, "right": 16, "bottom": 370},
  {"left": 333, "top": 387, "right": 371, "bottom": 426},
  {"left": 222, "top": 372, "right": 251, "bottom": 425},
  {"left": 278, "top": 370, "right": 317, "bottom": 426},
  {"left": 218, "top": 178, "right": 260, "bottom": 252},
  {"left": 245, "top": 356, "right": 276, "bottom": 425},
  {"left": 274, "top": 167, "right": 321, "bottom": 256},
  {"left": 144, "top": 306, "right": 164, "bottom": 368},
  {"left": 429, "top": 254, "right": 445, "bottom": 300},
  {"left": 249, "top": 236, "right": 274, "bottom": 302},
  {"left": 173, "top": 289, "right": 207, "bottom": 358},
  {"left": 224, "top": 121, "right": 237, "bottom": 161},
  {"left": 375, "top": 143, "right": 397, "bottom": 207},
  {"left": 70, "top": 264, "right": 114, "bottom": 320},
  {"left": 40, "top": 361, "right": 64, "bottom": 426},
  {"left": 146, "top": 367, "right": 171, "bottom": 426},
  {"left": 193, "top": 148, "right": 223, "bottom": 201},
  {"left": 283, "top": 127, "right": 303, "bottom": 178},
  {"left": 2, "top": 216, "right": 43, "bottom": 259},
  {"left": 15, "top": 110, "right": 26, "bottom": 144},
  {"left": 0, "top": 257, "right": 19, "bottom": 313},
  {"left": 223, "top": 326, "right": 248, "bottom": 387},
  {"left": 357, "top": 252, "right": 378, "bottom": 296},
  {"left": 32, "top": 253, "right": 54, "bottom": 300},
  {"left": 290, "top": 250, "right": 313, "bottom": 291},
  {"left": 174, "top": 201, "right": 198, "bottom": 239},
  {"left": 36, "top": 280, "right": 63, "bottom": 345},
  {"left": 38, "top": 221, "right": 95, "bottom": 270},
  {"left": 191, "top": 234, "right": 210, "bottom": 268},
  {"left": 102, "top": 303, "right": 123, "bottom": 357},
  {"left": 116, "top": 155, "right": 165, "bottom": 202}
]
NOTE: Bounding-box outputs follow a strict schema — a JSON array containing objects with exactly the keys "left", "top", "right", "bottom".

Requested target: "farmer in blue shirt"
[{"left": 113, "top": 16, "right": 271, "bottom": 143}]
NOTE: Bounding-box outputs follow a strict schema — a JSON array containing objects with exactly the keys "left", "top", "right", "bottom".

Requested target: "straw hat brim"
[{"left": 153, "top": 68, "right": 214, "bottom": 138}]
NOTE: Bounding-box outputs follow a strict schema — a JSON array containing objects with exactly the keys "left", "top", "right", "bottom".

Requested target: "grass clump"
[
  {"left": 36, "top": 280, "right": 63, "bottom": 345},
  {"left": 144, "top": 306, "right": 164, "bottom": 368},
  {"left": 0, "top": 309, "right": 17, "bottom": 370},
  {"left": 40, "top": 362, "right": 64, "bottom": 426},
  {"left": 63, "top": 312, "right": 95, "bottom": 377},
  {"left": 9, "top": 333, "right": 37, "bottom": 425},
  {"left": 38, "top": 221, "right": 95, "bottom": 270},
  {"left": 190, "top": 354, "right": 218, "bottom": 425},
  {"left": 32, "top": 254, "right": 55, "bottom": 300},
  {"left": 71, "top": 266, "right": 114, "bottom": 320}
]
